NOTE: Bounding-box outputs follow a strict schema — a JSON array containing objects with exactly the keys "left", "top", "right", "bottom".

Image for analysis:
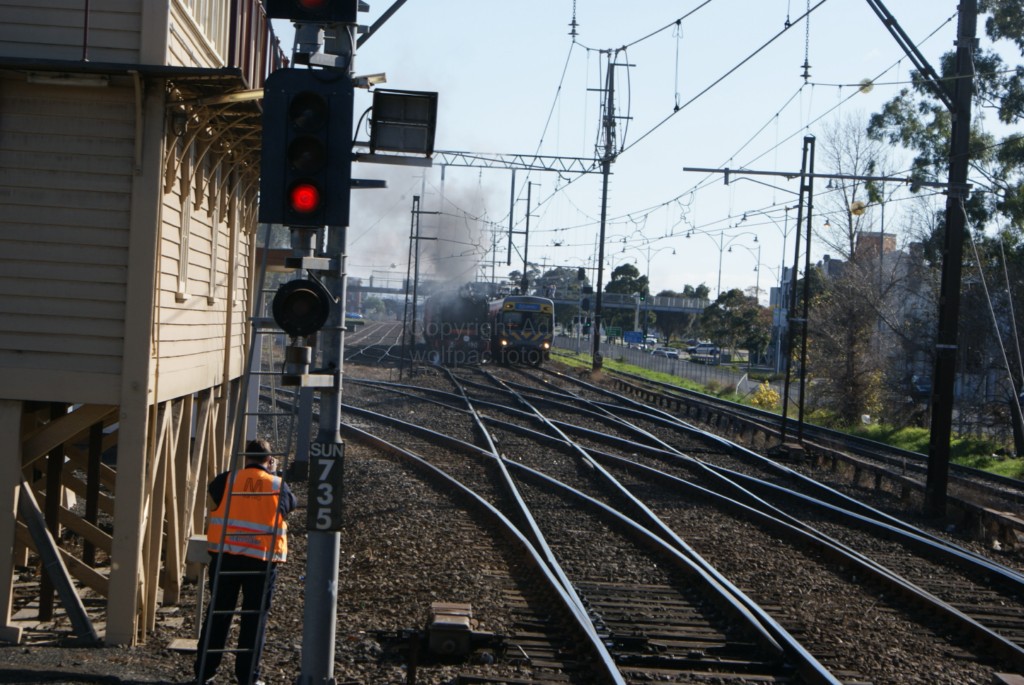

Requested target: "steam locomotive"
[
  {"left": 421, "top": 289, "right": 490, "bottom": 366},
  {"left": 422, "top": 291, "right": 554, "bottom": 366}
]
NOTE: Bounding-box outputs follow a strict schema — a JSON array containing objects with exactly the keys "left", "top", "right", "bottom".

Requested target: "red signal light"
[
  {"left": 289, "top": 182, "right": 321, "bottom": 214},
  {"left": 264, "top": 0, "right": 358, "bottom": 22}
]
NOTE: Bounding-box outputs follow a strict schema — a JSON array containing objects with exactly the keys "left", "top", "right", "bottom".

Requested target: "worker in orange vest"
[{"left": 195, "top": 439, "right": 297, "bottom": 685}]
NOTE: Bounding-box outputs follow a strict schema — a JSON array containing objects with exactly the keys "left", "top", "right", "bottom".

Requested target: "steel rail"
[
  {"left": 348, "top": 374, "right": 1019, "bottom": 580},
  {"left": 537, "top": 367, "right": 1024, "bottom": 567},
  {"left": 436, "top": 368, "right": 613, "bottom": 655},
  {"left": 473, "top": 369, "right": 841, "bottom": 682},
  {"left": 587, "top": 449, "right": 1024, "bottom": 673},
  {"left": 464, "top": 403, "right": 1024, "bottom": 672},
  {"left": 603, "top": 367, "right": 1024, "bottom": 495},
  {"left": 276, "top": 375, "right": 1024, "bottom": 676},
  {"left": 337, "top": 400, "right": 837, "bottom": 684},
  {"left": 334, "top": 419, "right": 626, "bottom": 685}
]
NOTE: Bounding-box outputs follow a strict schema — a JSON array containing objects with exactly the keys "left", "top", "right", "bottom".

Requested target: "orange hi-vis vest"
[{"left": 206, "top": 468, "right": 288, "bottom": 562}]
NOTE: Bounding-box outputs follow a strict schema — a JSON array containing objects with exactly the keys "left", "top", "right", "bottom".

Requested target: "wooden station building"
[{"left": 0, "top": 1, "right": 284, "bottom": 646}]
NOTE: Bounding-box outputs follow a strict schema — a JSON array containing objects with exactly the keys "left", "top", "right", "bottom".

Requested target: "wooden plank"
[
  {"left": 28, "top": 486, "right": 112, "bottom": 554},
  {"left": 188, "top": 390, "right": 213, "bottom": 533},
  {"left": 0, "top": 242, "right": 127, "bottom": 268},
  {"left": 64, "top": 440, "right": 119, "bottom": 491},
  {"left": 0, "top": 1, "right": 139, "bottom": 23},
  {"left": 16, "top": 481, "right": 99, "bottom": 644},
  {"left": 0, "top": 368, "right": 120, "bottom": 406},
  {"left": 0, "top": 260, "right": 127, "bottom": 285},
  {"left": 84, "top": 422, "right": 103, "bottom": 566},
  {"left": 0, "top": 401, "right": 24, "bottom": 644},
  {"left": 0, "top": 164, "right": 131, "bottom": 194},
  {"left": 0, "top": 206, "right": 129, "bottom": 232},
  {"left": 0, "top": 26, "right": 139, "bottom": 63},
  {"left": 21, "top": 405, "right": 118, "bottom": 468},
  {"left": 0, "top": 150, "right": 133, "bottom": 179},
  {"left": 0, "top": 338, "right": 123, "bottom": 360},
  {"left": 34, "top": 469, "right": 116, "bottom": 517},
  {"left": 143, "top": 403, "right": 172, "bottom": 633},
  {"left": 0, "top": 296, "right": 125, "bottom": 320},
  {"left": 40, "top": 407, "right": 68, "bottom": 620},
  {"left": 14, "top": 523, "right": 109, "bottom": 598},
  {"left": 163, "top": 396, "right": 190, "bottom": 605},
  {"left": 0, "top": 276, "right": 125, "bottom": 302},
  {"left": 0, "top": 313, "right": 124, "bottom": 338}
]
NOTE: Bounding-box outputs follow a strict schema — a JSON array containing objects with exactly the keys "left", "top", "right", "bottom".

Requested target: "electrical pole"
[
  {"left": 777, "top": 135, "right": 813, "bottom": 451},
  {"left": 926, "top": 0, "right": 978, "bottom": 517},
  {"left": 592, "top": 53, "right": 617, "bottom": 370},
  {"left": 522, "top": 181, "right": 536, "bottom": 293}
]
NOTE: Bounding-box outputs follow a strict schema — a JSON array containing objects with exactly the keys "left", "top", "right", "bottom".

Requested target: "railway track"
[
  {"left": 258, "top": 330, "right": 1024, "bottom": 682},
  {"left": 598, "top": 366, "right": 1024, "bottom": 523},
  {"left": 341, "top": 371, "right": 832, "bottom": 683}
]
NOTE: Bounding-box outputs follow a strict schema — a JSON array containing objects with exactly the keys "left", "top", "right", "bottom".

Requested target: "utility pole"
[
  {"left": 926, "top": 0, "right": 977, "bottom": 517},
  {"left": 400, "top": 195, "right": 419, "bottom": 379},
  {"left": 592, "top": 53, "right": 618, "bottom": 370},
  {"left": 777, "top": 135, "right": 814, "bottom": 452},
  {"left": 400, "top": 194, "right": 437, "bottom": 378},
  {"left": 521, "top": 181, "right": 536, "bottom": 293}
]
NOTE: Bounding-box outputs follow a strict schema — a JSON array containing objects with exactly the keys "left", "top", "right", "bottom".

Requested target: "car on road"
[
  {"left": 688, "top": 343, "right": 721, "bottom": 365},
  {"left": 652, "top": 347, "right": 680, "bottom": 359}
]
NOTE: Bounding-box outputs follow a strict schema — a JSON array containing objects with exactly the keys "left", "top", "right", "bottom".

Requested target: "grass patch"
[{"left": 553, "top": 347, "right": 1022, "bottom": 478}]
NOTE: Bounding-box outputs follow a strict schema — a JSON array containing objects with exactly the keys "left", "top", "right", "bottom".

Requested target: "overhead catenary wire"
[
  {"left": 964, "top": 203, "right": 1024, "bottom": 432},
  {"left": 426, "top": 5, "right": 968, "bottom": 294},
  {"left": 521, "top": 12, "right": 961, "bottom": 256},
  {"left": 617, "top": 0, "right": 832, "bottom": 158},
  {"left": 529, "top": 10, "right": 959, "bottom": 248},
  {"left": 998, "top": 239, "right": 1024, "bottom": 387}
]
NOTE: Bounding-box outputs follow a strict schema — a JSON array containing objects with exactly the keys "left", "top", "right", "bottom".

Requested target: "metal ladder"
[{"left": 194, "top": 224, "right": 301, "bottom": 685}]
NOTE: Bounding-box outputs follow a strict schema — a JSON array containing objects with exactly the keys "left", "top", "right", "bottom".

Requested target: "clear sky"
[{"left": 272, "top": 1, "right": 972, "bottom": 302}]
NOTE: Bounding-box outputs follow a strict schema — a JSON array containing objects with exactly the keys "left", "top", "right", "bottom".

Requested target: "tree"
[
  {"left": 533, "top": 266, "right": 588, "bottom": 300},
  {"left": 698, "top": 288, "right": 769, "bottom": 362},
  {"left": 805, "top": 264, "right": 887, "bottom": 425},
  {"left": 866, "top": 0, "right": 1024, "bottom": 444},
  {"left": 535, "top": 266, "right": 591, "bottom": 328},
  {"left": 868, "top": 0, "right": 1024, "bottom": 229},
  {"left": 603, "top": 263, "right": 649, "bottom": 331},
  {"left": 361, "top": 296, "right": 389, "bottom": 320},
  {"left": 652, "top": 284, "right": 712, "bottom": 341},
  {"left": 605, "top": 262, "right": 648, "bottom": 296},
  {"left": 818, "top": 113, "right": 895, "bottom": 260}
]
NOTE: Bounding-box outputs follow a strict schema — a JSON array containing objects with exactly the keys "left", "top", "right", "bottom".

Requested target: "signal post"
[
  {"left": 261, "top": 2, "right": 436, "bottom": 682},
  {"left": 261, "top": 2, "right": 359, "bottom": 683}
]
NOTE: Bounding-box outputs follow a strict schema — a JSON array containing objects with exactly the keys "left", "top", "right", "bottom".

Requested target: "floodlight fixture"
[{"left": 369, "top": 89, "right": 438, "bottom": 156}]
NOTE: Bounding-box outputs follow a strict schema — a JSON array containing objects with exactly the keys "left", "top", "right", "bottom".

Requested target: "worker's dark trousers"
[{"left": 195, "top": 553, "right": 278, "bottom": 685}]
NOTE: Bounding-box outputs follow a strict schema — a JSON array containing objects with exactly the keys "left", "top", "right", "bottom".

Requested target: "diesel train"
[{"left": 422, "top": 291, "right": 555, "bottom": 366}]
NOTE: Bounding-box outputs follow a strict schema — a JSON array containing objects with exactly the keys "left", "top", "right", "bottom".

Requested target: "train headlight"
[
  {"left": 542, "top": 341, "right": 551, "bottom": 350},
  {"left": 500, "top": 338, "right": 509, "bottom": 347}
]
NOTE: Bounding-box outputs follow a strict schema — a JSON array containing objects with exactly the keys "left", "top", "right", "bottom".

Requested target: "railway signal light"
[
  {"left": 259, "top": 68, "right": 353, "bottom": 228},
  {"left": 272, "top": 278, "right": 334, "bottom": 338},
  {"left": 264, "top": 0, "right": 358, "bottom": 22}
]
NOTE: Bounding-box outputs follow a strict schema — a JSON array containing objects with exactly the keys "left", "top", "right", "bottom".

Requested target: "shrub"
[{"left": 751, "top": 380, "right": 780, "bottom": 410}]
